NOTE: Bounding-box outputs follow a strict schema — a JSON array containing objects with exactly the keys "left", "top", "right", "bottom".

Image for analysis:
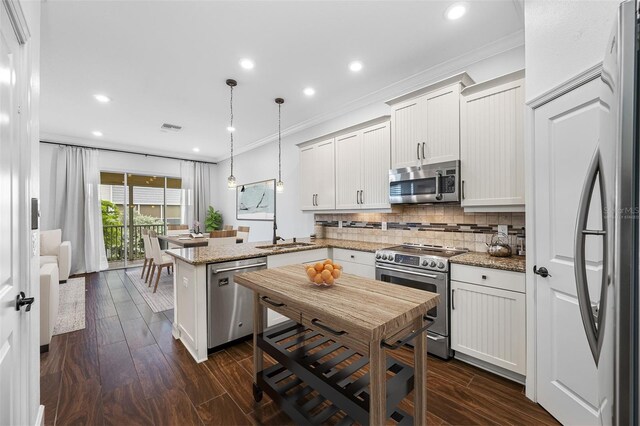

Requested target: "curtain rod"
[{"left": 39, "top": 140, "right": 218, "bottom": 165}]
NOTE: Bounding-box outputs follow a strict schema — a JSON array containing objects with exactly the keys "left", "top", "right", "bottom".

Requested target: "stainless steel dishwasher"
[{"left": 207, "top": 256, "right": 267, "bottom": 351}]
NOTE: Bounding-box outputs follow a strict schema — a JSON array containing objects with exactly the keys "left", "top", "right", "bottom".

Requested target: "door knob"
[
  {"left": 533, "top": 265, "right": 551, "bottom": 278},
  {"left": 15, "top": 292, "right": 35, "bottom": 312}
]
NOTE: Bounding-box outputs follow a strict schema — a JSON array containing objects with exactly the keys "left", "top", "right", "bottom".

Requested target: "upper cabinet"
[
  {"left": 299, "top": 138, "right": 335, "bottom": 211},
  {"left": 460, "top": 70, "right": 525, "bottom": 211},
  {"left": 387, "top": 73, "right": 474, "bottom": 169},
  {"left": 335, "top": 121, "right": 391, "bottom": 210},
  {"left": 299, "top": 117, "right": 390, "bottom": 212}
]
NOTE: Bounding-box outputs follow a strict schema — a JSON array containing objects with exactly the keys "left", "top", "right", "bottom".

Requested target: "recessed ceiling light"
[
  {"left": 227, "top": 126, "right": 236, "bottom": 132},
  {"left": 303, "top": 87, "right": 315, "bottom": 97},
  {"left": 239, "top": 58, "right": 255, "bottom": 70},
  {"left": 192, "top": 147, "right": 200, "bottom": 152},
  {"left": 445, "top": 3, "right": 466, "bottom": 20},
  {"left": 349, "top": 61, "right": 363, "bottom": 72},
  {"left": 92, "top": 131, "right": 103, "bottom": 137},
  {"left": 93, "top": 94, "right": 111, "bottom": 103}
]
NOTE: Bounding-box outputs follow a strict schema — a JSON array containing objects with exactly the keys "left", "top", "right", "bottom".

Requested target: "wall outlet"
[
  {"left": 498, "top": 225, "right": 509, "bottom": 236},
  {"left": 382, "top": 221, "right": 388, "bottom": 231}
]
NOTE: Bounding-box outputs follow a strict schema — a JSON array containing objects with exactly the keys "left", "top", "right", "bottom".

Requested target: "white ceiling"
[{"left": 40, "top": 0, "right": 524, "bottom": 162}]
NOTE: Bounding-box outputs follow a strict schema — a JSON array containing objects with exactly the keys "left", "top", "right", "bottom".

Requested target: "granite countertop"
[
  {"left": 165, "top": 238, "right": 392, "bottom": 266},
  {"left": 450, "top": 251, "right": 526, "bottom": 273}
]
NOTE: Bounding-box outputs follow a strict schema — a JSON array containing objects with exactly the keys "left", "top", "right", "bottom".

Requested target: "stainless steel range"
[{"left": 375, "top": 243, "right": 467, "bottom": 359}]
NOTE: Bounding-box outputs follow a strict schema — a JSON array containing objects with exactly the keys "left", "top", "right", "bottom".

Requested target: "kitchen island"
[{"left": 235, "top": 265, "right": 440, "bottom": 425}]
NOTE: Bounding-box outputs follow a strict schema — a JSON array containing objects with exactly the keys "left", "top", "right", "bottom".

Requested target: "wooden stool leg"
[
  {"left": 141, "top": 258, "right": 148, "bottom": 278},
  {"left": 154, "top": 266, "right": 162, "bottom": 293},
  {"left": 369, "top": 340, "right": 386, "bottom": 425},
  {"left": 414, "top": 316, "right": 428, "bottom": 425}
]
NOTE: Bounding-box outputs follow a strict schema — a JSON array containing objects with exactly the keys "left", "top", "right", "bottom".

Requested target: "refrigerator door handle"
[{"left": 574, "top": 148, "right": 609, "bottom": 365}]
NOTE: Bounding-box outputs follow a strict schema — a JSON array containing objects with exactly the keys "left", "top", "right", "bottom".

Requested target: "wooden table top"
[
  {"left": 157, "top": 234, "right": 210, "bottom": 247},
  {"left": 235, "top": 264, "right": 440, "bottom": 341}
]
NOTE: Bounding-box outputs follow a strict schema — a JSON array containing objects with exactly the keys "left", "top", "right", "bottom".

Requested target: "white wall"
[
  {"left": 39, "top": 142, "right": 217, "bottom": 229},
  {"left": 213, "top": 45, "right": 526, "bottom": 243},
  {"left": 524, "top": 0, "right": 620, "bottom": 101}
]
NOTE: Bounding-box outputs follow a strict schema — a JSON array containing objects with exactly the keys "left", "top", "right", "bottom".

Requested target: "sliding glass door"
[{"left": 99, "top": 172, "right": 182, "bottom": 270}]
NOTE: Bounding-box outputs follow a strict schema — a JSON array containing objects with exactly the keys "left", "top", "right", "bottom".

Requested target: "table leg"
[
  {"left": 253, "top": 292, "right": 265, "bottom": 402},
  {"left": 369, "top": 339, "right": 386, "bottom": 425},
  {"left": 414, "top": 316, "right": 428, "bottom": 425}
]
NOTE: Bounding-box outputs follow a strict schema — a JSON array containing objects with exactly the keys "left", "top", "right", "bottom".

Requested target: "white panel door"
[
  {"left": 361, "top": 122, "right": 391, "bottom": 209},
  {"left": 534, "top": 78, "right": 605, "bottom": 425},
  {"left": 391, "top": 98, "right": 424, "bottom": 169},
  {"left": 424, "top": 84, "right": 460, "bottom": 164},
  {"left": 299, "top": 145, "right": 316, "bottom": 210},
  {"left": 313, "top": 139, "right": 335, "bottom": 210},
  {"left": 335, "top": 131, "right": 362, "bottom": 210},
  {"left": 451, "top": 281, "right": 526, "bottom": 374},
  {"left": 0, "top": 8, "right": 29, "bottom": 425},
  {"left": 461, "top": 77, "right": 525, "bottom": 208}
]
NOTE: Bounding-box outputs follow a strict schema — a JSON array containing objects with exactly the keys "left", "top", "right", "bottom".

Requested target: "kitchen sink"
[{"left": 255, "top": 242, "right": 316, "bottom": 251}]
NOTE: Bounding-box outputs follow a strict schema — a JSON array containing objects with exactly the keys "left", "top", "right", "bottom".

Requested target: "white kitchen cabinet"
[
  {"left": 335, "top": 121, "right": 391, "bottom": 210},
  {"left": 387, "top": 73, "right": 473, "bottom": 169},
  {"left": 450, "top": 265, "right": 526, "bottom": 376},
  {"left": 460, "top": 70, "right": 525, "bottom": 211},
  {"left": 333, "top": 248, "right": 376, "bottom": 279},
  {"left": 299, "top": 138, "right": 335, "bottom": 211}
]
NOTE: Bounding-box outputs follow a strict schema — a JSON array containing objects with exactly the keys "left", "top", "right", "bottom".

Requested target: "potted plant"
[{"left": 205, "top": 206, "right": 223, "bottom": 232}]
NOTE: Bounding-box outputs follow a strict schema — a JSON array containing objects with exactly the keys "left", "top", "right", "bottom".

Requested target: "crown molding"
[
  {"left": 216, "top": 29, "right": 524, "bottom": 162},
  {"left": 40, "top": 132, "right": 218, "bottom": 163}
]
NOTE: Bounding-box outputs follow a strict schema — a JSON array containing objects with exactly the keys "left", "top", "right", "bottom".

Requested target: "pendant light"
[
  {"left": 226, "top": 79, "right": 237, "bottom": 190},
  {"left": 275, "top": 97, "right": 285, "bottom": 193}
]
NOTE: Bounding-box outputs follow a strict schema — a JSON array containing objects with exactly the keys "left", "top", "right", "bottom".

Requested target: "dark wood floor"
[{"left": 40, "top": 269, "right": 559, "bottom": 425}]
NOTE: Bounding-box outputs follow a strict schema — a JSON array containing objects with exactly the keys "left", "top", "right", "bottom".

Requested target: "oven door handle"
[{"left": 376, "top": 264, "right": 439, "bottom": 279}]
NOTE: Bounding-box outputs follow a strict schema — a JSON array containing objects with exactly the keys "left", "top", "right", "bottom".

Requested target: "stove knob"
[
  {"left": 437, "top": 262, "right": 445, "bottom": 269},
  {"left": 422, "top": 260, "right": 428, "bottom": 266},
  {"left": 376, "top": 253, "right": 381, "bottom": 259},
  {"left": 429, "top": 260, "right": 436, "bottom": 268},
  {"left": 382, "top": 254, "right": 388, "bottom": 261}
]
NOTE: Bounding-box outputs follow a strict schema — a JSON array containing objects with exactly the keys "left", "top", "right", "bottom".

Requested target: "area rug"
[
  {"left": 52, "top": 277, "right": 86, "bottom": 336},
  {"left": 125, "top": 268, "right": 173, "bottom": 313}
]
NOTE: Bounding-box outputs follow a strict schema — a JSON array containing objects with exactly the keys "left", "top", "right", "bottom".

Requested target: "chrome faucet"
[{"left": 272, "top": 221, "right": 284, "bottom": 245}]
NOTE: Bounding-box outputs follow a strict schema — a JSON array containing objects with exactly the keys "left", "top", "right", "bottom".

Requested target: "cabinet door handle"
[
  {"left": 261, "top": 296, "right": 286, "bottom": 307},
  {"left": 359, "top": 190, "right": 364, "bottom": 205},
  {"left": 417, "top": 143, "right": 420, "bottom": 160},
  {"left": 452, "top": 289, "right": 455, "bottom": 310},
  {"left": 461, "top": 181, "right": 465, "bottom": 200},
  {"left": 356, "top": 190, "right": 360, "bottom": 204},
  {"left": 422, "top": 142, "right": 426, "bottom": 160}
]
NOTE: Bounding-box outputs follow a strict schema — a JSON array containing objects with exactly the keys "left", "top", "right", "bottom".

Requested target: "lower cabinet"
[
  {"left": 450, "top": 265, "right": 526, "bottom": 376},
  {"left": 332, "top": 248, "right": 376, "bottom": 279}
]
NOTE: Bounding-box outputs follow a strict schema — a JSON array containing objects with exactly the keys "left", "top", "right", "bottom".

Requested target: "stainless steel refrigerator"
[{"left": 575, "top": 1, "right": 638, "bottom": 424}]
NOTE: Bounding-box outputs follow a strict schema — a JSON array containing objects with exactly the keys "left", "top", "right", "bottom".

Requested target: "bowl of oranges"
[{"left": 305, "top": 259, "right": 342, "bottom": 287}]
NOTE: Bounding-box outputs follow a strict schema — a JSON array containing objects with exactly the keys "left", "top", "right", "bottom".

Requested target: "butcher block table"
[{"left": 235, "top": 264, "right": 440, "bottom": 425}]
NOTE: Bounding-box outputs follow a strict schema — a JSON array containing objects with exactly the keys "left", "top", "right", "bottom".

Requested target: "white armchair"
[
  {"left": 40, "top": 229, "right": 71, "bottom": 282},
  {"left": 40, "top": 263, "right": 59, "bottom": 351}
]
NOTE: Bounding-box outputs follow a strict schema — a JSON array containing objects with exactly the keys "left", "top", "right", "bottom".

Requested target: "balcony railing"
[{"left": 103, "top": 224, "right": 166, "bottom": 263}]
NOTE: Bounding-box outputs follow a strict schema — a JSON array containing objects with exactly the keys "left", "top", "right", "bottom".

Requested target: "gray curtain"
[
  {"left": 193, "top": 162, "right": 211, "bottom": 225},
  {"left": 53, "top": 146, "right": 108, "bottom": 273}
]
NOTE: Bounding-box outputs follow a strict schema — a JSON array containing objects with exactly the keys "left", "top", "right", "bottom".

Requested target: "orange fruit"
[
  {"left": 306, "top": 267, "right": 317, "bottom": 278},
  {"left": 333, "top": 263, "right": 342, "bottom": 270},
  {"left": 323, "top": 259, "right": 333, "bottom": 265},
  {"left": 324, "top": 264, "right": 334, "bottom": 272},
  {"left": 313, "top": 274, "right": 324, "bottom": 285},
  {"left": 324, "top": 275, "right": 334, "bottom": 285},
  {"left": 321, "top": 269, "right": 332, "bottom": 281},
  {"left": 331, "top": 269, "right": 341, "bottom": 279},
  {"left": 314, "top": 262, "right": 324, "bottom": 272},
  {"left": 308, "top": 275, "right": 316, "bottom": 283}
]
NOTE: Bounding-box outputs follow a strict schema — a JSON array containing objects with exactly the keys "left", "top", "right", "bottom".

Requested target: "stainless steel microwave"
[{"left": 389, "top": 161, "right": 460, "bottom": 204}]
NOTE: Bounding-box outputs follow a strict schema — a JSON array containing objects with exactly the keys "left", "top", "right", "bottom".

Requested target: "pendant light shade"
[
  {"left": 226, "top": 79, "right": 237, "bottom": 190},
  {"left": 275, "top": 97, "right": 284, "bottom": 193}
]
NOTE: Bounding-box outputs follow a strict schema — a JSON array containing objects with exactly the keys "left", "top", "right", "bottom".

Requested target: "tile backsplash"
[{"left": 315, "top": 205, "right": 525, "bottom": 253}]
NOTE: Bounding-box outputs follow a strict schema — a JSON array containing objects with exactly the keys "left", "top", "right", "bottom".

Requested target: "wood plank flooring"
[{"left": 41, "top": 270, "right": 559, "bottom": 425}]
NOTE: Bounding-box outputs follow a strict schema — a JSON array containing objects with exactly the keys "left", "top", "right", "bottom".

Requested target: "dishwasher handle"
[{"left": 211, "top": 262, "right": 267, "bottom": 274}]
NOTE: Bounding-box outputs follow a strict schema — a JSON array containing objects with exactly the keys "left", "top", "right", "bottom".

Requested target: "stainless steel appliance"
[
  {"left": 375, "top": 243, "right": 467, "bottom": 359},
  {"left": 207, "top": 257, "right": 267, "bottom": 350},
  {"left": 564, "top": 2, "right": 639, "bottom": 423},
  {"left": 389, "top": 160, "right": 460, "bottom": 204}
]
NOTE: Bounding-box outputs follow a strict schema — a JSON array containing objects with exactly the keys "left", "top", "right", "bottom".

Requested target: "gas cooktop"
[{"left": 375, "top": 243, "right": 468, "bottom": 272}]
